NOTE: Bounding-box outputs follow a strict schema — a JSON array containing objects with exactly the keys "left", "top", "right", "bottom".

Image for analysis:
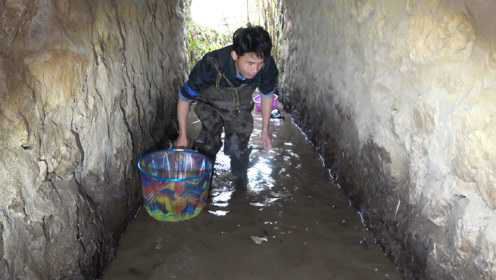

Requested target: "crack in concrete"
[
  {"left": 119, "top": 99, "right": 135, "bottom": 157},
  {"left": 111, "top": 0, "right": 146, "bottom": 142}
]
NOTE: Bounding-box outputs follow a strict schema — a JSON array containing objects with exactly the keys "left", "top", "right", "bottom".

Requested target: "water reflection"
[
  {"left": 207, "top": 113, "right": 291, "bottom": 213},
  {"left": 102, "top": 109, "right": 403, "bottom": 280},
  {"left": 207, "top": 209, "right": 230, "bottom": 216},
  {"left": 249, "top": 197, "right": 281, "bottom": 208},
  {"left": 247, "top": 155, "right": 274, "bottom": 193},
  {"left": 210, "top": 186, "right": 233, "bottom": 208}
]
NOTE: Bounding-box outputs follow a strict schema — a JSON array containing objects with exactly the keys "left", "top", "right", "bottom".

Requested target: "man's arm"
[
  {"left": 261, "top": 95, "right": 273, "bottom": 151},
  {"left": 259, "top": 56, "right": 279, "bottom": 151},
  {"left": 174, "top": 53, "right": 214, "bottom": 147},
  {"left": 175, "top": 99, "right": 191, "bottom": 147}
]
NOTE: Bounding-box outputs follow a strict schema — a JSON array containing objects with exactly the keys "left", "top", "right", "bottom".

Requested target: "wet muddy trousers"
[
  {"left": 193, "top": 64, "right": 255, "bottom": 188},
  {"left": 193, "top": 103, "right": 252, "bottom": 187}
]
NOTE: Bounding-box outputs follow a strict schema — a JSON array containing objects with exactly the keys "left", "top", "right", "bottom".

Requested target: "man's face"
[{"left": 231, "top": 51, "right": 265, "bottom": 79}]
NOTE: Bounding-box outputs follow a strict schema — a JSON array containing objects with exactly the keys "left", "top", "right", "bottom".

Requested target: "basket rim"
[{"left": 137, "top": 148, "right": 213, "bottom": 183}]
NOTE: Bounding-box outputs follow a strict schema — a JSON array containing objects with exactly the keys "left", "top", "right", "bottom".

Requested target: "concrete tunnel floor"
[{"left": 102, "top": 105, "right": 403, "bottom": 280}]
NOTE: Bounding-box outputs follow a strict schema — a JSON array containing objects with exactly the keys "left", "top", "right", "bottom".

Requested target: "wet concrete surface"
[{"left": 103, "top": 109, "right": 402, "bottom": 280}]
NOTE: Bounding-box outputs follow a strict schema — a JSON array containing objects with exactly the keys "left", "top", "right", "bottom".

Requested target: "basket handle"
[
  {"left": 173, "top": 146, "right": 188, "bottom": 152},
  {"left": 172, "top": 146, "right": 202, "bottom": 154}
]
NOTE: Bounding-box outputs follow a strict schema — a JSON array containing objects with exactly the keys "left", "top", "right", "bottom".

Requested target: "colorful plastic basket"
[{"left": 137, "top": 148, "right": 213, "bottom": 222}]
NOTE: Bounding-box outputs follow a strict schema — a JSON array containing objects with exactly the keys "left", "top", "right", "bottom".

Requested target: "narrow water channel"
[{"left": 103, "top": 107, "right": 402, "bottom": 280}]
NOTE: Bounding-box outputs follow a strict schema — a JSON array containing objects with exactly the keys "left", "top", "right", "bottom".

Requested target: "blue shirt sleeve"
[
  {"left": 178, "top": 52, "right": 218, "bottom": 101},
  {"left": 179, "top": 82, "right": 200, "bottom": 100}
]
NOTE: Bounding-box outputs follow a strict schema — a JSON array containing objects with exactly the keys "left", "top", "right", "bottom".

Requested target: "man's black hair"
[{"left": 232, "top": 25, "right": 272, "bottom": 59}]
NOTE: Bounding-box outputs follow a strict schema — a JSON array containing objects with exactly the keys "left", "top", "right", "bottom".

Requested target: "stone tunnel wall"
[
  {"left": 281, "top": 0, "right": 496, "bottom": 279},
  {"left": 0, "top": 0, "right": 186, "bottom": 279}
]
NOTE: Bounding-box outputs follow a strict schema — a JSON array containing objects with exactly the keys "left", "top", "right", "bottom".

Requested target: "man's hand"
[
  {"left": 261, "top": 128, "right": 272, "bottom": 151},
  {"left": 261, "top": 95, "right": 273, "bottom": 151},
  {"left": 175, "top": 134, "right": 189, "bottom": 148},
  {"left": 176, "top": 99, "right": 191, "bottom": 148}
]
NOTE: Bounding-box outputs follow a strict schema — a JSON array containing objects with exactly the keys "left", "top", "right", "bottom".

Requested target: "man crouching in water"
[{"left": 175, "top": 25, "right": 278, "bottom": 190}]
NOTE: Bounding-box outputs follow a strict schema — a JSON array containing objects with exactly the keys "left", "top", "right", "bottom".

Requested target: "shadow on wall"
[{"left": 0, "top": 0, "right": 186, "bottom": 279}]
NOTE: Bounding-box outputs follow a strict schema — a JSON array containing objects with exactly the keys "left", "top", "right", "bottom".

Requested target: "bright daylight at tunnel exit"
[{"left": 1, "top": 0, "right": 495, "bottom": 280}]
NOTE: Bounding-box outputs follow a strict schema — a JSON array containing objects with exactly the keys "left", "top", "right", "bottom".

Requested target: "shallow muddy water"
[{"left": 103, "top": 109, "right": 401, "bottom": 280}]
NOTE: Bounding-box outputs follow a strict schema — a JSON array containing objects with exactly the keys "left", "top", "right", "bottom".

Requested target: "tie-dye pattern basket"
[{"left": 137, "top": 148, "right": 213, "bottom": 222}]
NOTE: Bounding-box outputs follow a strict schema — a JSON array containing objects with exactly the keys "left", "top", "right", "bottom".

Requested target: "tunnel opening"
[{"left": 185, "top": 0, "right": 283, "bottom": 71}]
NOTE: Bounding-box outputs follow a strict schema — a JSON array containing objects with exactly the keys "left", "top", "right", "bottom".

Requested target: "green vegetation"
[
  {"left": 186, "top": 21, "right": 230, "bottom": 72},
  {"left": 184, "top": 0, "right": 283, "bottom": 72}
]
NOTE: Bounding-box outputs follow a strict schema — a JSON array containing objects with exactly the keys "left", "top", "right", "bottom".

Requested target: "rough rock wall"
[
  {"left": 281, "top": 0, "right": 496, "bottom": 279},
  {"left": 0, "top": 0, "right": 186, "bottom": 279}
]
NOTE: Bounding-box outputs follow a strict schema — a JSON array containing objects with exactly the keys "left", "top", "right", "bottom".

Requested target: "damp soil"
[{"left": 102, "top": 108, "right": 402, "bottom": 280}]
